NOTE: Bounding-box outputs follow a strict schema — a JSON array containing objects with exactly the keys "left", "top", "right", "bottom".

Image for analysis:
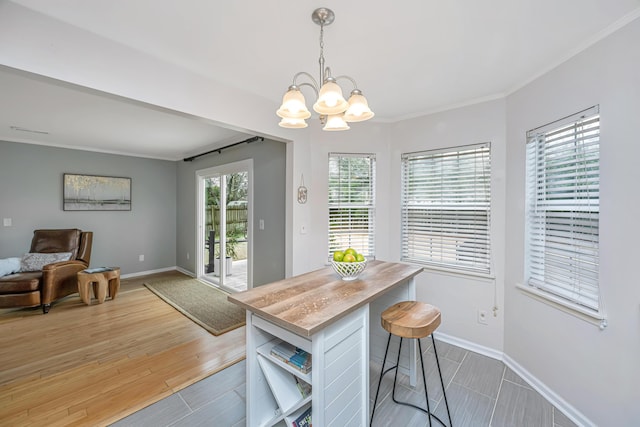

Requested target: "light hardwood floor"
[
  {"left": 0, "top": 271, "right": 245, "bottom": 427},
  {"left": 1, "top": 271, "right": 579, "bottom": 426}
]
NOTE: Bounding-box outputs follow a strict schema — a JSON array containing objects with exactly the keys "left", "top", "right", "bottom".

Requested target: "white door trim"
[{"left": 195, "top": 159, "right": 253, "bottom": 291}]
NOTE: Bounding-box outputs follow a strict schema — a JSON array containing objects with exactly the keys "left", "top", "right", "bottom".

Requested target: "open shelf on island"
[
  {"left": 257, "top": 354, "right": 312, "bottom": 427},
  {"left": 257, "top": 339, "right": 312, "bottom": 384}
]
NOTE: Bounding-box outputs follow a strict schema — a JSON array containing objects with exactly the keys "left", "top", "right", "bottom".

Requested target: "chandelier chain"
[{"left": 319, "top": 21, "right": 325, "bottom": 84}]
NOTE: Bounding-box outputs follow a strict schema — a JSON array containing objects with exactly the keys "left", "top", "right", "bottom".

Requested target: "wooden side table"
[{"left": 77, "top": 267, "right": 120, "bottom": 305}]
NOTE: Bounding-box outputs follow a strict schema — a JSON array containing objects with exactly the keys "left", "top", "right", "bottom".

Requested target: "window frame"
[
  {"left": 400, "top": 143, "right": 492, "bottom": 276},
  {"left": 327, "top": 152, "right": 376, "bottom": 260},
  {"left": 523, "top": 105, "right": 603, "bottom": 322}
]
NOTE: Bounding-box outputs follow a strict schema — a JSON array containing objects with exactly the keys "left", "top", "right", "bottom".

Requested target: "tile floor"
[
  {"left": 112, "top": 338, "right": 578, "bottom": 427},
  {"left": 203, "top": 259, "right": 248, "bottom": 293}
]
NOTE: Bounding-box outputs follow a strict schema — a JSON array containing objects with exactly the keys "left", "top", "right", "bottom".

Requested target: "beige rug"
[{"left": 144, "top": 277, "right": 245, "bottom": 335}]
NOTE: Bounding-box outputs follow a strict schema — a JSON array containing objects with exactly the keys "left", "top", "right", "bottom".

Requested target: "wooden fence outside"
[{"left": 206, "top": 206, "right": 248, "bottom": 237}]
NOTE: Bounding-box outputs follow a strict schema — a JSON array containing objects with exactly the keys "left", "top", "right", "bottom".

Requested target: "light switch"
[
  {"left": 259, "top": 219, "right": 265, "bottom": 230},
  {"left": 3, "top": 218, "right": 12, "bottom": 227}
]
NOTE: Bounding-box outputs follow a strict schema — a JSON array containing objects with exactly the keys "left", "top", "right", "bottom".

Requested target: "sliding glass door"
[{"left": 196, "top": 160, "right": 252, "bottom": 292}]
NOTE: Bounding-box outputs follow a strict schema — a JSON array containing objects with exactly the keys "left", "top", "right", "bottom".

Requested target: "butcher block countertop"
[{"left": 228, "top": 260, "right": 423, "bottom": 337}]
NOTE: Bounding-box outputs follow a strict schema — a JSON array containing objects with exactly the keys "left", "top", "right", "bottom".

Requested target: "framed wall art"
[{"left": 63, "top": 173, "right": 132, "bottom": 211}]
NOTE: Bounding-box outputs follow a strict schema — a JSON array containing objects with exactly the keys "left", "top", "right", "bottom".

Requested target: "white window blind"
[
  {"left": 328, "top": 153, "right": 376, "bottom": 258},
  {"left": 525, "top": 106, "right": 600, "bottom": 313},
  {"left": 401, "top": 143, "right": 491, "bottom": 274}
]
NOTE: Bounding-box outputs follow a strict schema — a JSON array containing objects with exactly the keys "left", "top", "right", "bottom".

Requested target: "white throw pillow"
[
  {"left": 0, "top": 257, "right": 21, "bottom": 277},
  {"left": 20, "top": 252, "right": 73, "bottom": 272}
]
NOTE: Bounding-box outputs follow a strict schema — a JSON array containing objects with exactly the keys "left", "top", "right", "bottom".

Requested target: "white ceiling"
[
  {"left": 0, "top": 66, "right": 252, "bottom": 160},
  {"left": 2, "top": 0, "right": 640, "bottom": 160}
]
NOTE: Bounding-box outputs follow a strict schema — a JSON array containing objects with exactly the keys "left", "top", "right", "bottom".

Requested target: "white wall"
[
  {"left": 389, "top": 100, "right": 507, "bottom": 352},
  {"left": 287, "top": 100, "right": 507, "bottom": 352},
  {"left": 504, "top": 17, "right": 640, "bottom": 426},
  {"left": 292, "top": 121, "right": 390, "bottom": 274}
]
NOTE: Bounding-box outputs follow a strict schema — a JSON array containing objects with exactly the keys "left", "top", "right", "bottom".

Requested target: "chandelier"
[{"left": 276, "top": 7, "right": 374, "bottom": 131}]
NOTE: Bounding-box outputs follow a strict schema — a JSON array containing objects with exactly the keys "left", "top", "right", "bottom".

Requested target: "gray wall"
[
  {"left": 0, "top": 137, "right": 286, "bottom": 284},
  {"left": 176, "top": 138, "right": 286, "bottom": 286},
  {"left": 0, "top": 140, "right": 177, "bottom": 274}
]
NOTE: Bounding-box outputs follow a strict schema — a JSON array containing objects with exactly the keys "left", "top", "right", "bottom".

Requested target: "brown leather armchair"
[{"left": 0, "top": 229, "right": 92, "bottom": 313}]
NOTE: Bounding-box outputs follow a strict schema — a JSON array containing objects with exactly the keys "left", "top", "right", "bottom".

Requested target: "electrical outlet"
[
  {"left": 478, "top": 309, "right": 488, "bottom": 325},
  {"left": 139, "top": 254, "right": 144, "bottom": 262}
]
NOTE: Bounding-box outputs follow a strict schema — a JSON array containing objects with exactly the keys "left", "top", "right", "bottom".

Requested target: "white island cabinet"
[{"left": 228, "top": 260, "right": 423, "bottom": 427}]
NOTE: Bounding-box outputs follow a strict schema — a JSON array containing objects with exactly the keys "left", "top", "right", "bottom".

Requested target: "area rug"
[{"left": 144, "top": 277, "right": 245, "bottom": 335}]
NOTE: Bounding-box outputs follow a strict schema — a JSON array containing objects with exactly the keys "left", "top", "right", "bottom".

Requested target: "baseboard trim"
[
  {"left": 175, "top": 266, "right": 195, "bottom": 277},
  {"left": 434, "top": 331, "right": 504, "bottom": 361},
  {"left": 502, "top": 353, "right": 593, "bottom": 427},
  {"left": 434, "top": 331, "right": 591, "bottom": 427},
  {"left": 120, "top": 266, "right": 179, "bottom": 279}
]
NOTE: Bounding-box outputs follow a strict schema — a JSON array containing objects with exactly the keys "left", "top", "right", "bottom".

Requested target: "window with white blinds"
[
  {"left": 525, "top": 106, "right": 601, "bottom": 313},
  {"left": 401, "top": 143, "right": 491, "bottom": 274},
  {"left": 328, "top": 153, "right": 376, "bottom": 259}
]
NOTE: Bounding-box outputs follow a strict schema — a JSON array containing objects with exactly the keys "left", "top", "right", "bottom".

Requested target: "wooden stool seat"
[{"left": 381, "top": 301, "right": 441, "bottom": 339}]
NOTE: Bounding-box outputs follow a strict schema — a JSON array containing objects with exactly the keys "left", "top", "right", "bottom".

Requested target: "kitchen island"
[{"left": 228, "top": 260, "right": 423, "bottom": 427}]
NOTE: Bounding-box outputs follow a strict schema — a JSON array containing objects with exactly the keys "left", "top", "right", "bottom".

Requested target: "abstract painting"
[{"left": 63, "top": 173, "right": 131, "bottom": 211}]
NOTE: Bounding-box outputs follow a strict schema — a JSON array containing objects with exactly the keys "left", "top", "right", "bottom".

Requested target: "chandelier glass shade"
[
  {"left": 323, "top": 114, "right": 350, "bottom": 131},
  {"left": 276, "top": 87, "right": 311, "bottom": 120},
  {"left": 277, "top": 8, "right": 374, "bottom": 130}
]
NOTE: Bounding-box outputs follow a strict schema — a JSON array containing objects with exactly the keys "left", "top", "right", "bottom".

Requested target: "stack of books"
[
  {"left": 270, "top": 342, "right": 312, "bottom": 374},
  {"left": 295, "top": 377, "right": 311, "bottom": 398},
  {"left": 83, "top": 267, "right": 113, "bottom": 273},
  {"left": 292, "top": 406, "right": 311, "bottom": 427}
]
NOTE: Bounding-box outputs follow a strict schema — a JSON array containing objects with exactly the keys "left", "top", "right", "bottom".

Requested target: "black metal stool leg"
[
  {"left": 391, "top": 337, "right": 403, "bottom": 404},
  {"left": 371, "top": 332, "right": 453, "bottom": 427},
  {"left": 389, "top": 337, "right": 437, "bottom": 427},
  {"left": 370, "top": 332, "right": 393, "bottom": 426},
  {"left": 389, "top": 336, "right": 451, "bottom": 427},
  {"left": 418, "top": 338, "right": 433, "bottom": 427},
  {"left": 432, "top": 334, "right": 453, "bottom": 427}
]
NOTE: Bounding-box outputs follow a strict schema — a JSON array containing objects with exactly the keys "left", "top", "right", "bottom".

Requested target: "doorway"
[{"left": 196, "top": 160, "right": 252, "bottom": 292}]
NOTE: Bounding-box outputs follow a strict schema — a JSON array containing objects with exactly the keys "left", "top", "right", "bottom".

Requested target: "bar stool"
[{"left": 370, "top": 301, "right": 452, "bottom": 427}]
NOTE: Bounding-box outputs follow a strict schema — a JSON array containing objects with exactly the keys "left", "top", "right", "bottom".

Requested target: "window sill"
[
  {"left": 516, "top": 283, "right": 607, "bottom": 329},
  {"left": 407, "top": 262, "right": 495, "bottom": 283}
]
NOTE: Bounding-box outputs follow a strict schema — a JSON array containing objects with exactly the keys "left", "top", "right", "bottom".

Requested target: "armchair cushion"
[
  {"left": 19, "top": 252, "right": 73, "bottom": 272},
  {"left": 31, "top": 229, "right": 82, "bottom": 258},
  {"left": 0, "top": 272, "right": 41, "bottom": 293}
]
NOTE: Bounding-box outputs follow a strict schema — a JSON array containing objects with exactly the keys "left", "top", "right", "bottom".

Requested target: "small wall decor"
[
  {"left": 297, "top": 174, "right": 308, "bottom": 204},
  {"left": 63, "top": 173, "right": 131, "bottom": 211}
]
